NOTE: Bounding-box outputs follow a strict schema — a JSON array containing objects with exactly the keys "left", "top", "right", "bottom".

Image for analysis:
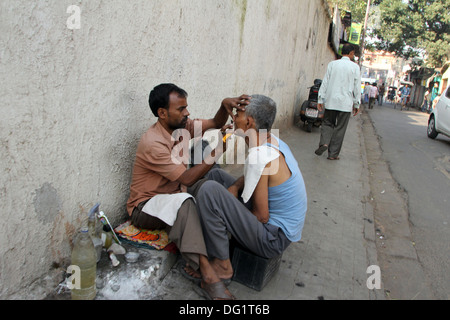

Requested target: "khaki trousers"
[{"left": 131, "top": 179, "right": 209, "bottom": 271}]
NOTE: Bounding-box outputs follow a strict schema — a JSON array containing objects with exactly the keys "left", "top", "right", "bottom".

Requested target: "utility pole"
[{"left": 359, "top": 0, "right": 371, "bottom": 69}]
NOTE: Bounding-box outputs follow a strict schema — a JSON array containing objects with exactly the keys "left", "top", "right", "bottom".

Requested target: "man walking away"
[
  {"left": 363, "top": 82, "right": 370, "bottom": 105},
  {"left": 368, "top": 82, "right": 379, "bottom": 109},
  {"left": 421, "top": 89, "right": 430, "bottom": 113},
  {"left": 315, "top": 43, "right": 361, "bottom": 160},
  {"left": 378, "top": 83, "right": 385, "bottom": 105}
]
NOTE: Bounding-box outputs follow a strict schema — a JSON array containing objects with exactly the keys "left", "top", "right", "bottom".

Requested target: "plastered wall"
[{"left": 0, "top": 0, "right": 334, "bottom": 298}]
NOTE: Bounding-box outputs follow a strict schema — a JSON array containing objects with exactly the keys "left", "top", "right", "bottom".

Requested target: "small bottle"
[
  {"left": 101, "top": 225, "right": 113, "bottom": 249},
  {"left": 71, "top": 227, "right": 97, "bottom": 300}
]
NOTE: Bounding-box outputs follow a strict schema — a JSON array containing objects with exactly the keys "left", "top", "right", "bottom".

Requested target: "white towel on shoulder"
[
  {"left": 241, "top": 145, "right": 280, "bottom": 203},
  {"left": 142, "top": 193, "right": 194, "bottom": 226}
]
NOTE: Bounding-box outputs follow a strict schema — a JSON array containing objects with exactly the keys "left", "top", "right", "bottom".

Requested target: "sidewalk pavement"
[{"left": 47, "top": 113, "right": 385, "bottom": 300}]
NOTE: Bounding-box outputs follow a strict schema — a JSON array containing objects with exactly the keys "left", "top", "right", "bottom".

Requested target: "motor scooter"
[{"left": 294, "top": 79, "right": 325, "bottom": 132}]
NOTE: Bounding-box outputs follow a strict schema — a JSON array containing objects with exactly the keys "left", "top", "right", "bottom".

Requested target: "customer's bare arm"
[
  {"left": 228, "top": 176, "right": 245, "bottom": 198},
  {"left": 250, "top": 172, "right": 270, "bottom": 224}
]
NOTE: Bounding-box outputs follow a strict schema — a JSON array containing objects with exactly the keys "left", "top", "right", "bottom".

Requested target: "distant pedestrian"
[
  {"left": 368, "top": 83, "right": 379, "bottom": 109},
  {"left": 315, "top": 43, "right": 361, "bottom": 160},
  {"left": 378, "top": 83, "right": 385, "bottom": 105},
  {"left": 421, "top": 89, "right": 431, "bottom": 113},
  {"left": 399, "top": 84, "right": 411, "bottom": 111},
  {"left": 431, "top": 82, "right": 439, "bottom": 104},
  {"left": 363, "top": 82, "right": 370, "bottom": 105}
]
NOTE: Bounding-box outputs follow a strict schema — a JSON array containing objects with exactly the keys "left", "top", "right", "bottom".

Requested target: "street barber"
[{"left": 127, "top": 83, "right": 250, "bottom": 300}]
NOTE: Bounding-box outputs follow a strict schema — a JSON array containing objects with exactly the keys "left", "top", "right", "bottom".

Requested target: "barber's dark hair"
[
  {"left": 342, "top": 43, "right": 355, "bottom": 55},
  {"left": 149, "top": 83, "right": 188, "bottom": 117}
]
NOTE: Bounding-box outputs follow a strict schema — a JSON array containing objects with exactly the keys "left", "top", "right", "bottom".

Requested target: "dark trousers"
[
  {"left": 319, "top": 109, "right": 351, "bottom": 158},
  {"left": 195, "top": 170, "right": 291, "bottom": 260}
]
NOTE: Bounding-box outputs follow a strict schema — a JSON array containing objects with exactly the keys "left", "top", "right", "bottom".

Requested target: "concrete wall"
[{"left": 0, "top": 0, "right": 334, "bottom": 298}]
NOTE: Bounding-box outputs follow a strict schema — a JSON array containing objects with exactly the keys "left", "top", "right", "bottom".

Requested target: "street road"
[{"left": 367, "top": 102, "right": 450, "bottom": 300}]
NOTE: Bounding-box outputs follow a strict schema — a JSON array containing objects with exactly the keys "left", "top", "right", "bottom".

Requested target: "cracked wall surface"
[{"left": 0, "top": 0, "right": 334, "bottom": 298}]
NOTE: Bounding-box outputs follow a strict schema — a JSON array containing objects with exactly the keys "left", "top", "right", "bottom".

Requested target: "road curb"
[{"left": 361, "top": 111, "right": 435, "bottom": 300}]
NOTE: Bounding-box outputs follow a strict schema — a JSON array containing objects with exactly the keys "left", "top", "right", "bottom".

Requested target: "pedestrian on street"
[
  {"left": 399, "top": 84, "right": 411, "bottom": 111},
  {"left": 421, "top": 89, "right": 431, "bottom": 113},
  {"left": 368, "top": 82, "right": 379, "bottom": 109},
  {"left": 315, "top": 43, "right": 361, "bottom": 160},
  {"left": 363, "top": 82, "right": 370, "bottom": 105},
  {"left": 431, "top": 82, "right": 439, "bottom": 105},
  {"left": 378, "top": 83, "right": 385, "bottom": 105}
]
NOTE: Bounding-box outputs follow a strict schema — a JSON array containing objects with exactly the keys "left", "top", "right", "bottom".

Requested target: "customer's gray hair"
[{"left": 245, "top": 94, "right": 277, "bottom": 131}]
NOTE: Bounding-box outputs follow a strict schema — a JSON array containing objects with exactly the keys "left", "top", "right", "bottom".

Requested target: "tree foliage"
[
  {"left": 371, "top": 0, "right": 450, "bottom": 68},
  {"left": 328, "top": 0, "right": 449, "bottom": 68},
  {"left": 327, "top": 0, "right": 368, "bottom": 22}
]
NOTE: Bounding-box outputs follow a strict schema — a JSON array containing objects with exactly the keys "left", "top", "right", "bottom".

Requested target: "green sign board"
[{"left": 349, "top": 23, "right": 362, "bottom": 45}]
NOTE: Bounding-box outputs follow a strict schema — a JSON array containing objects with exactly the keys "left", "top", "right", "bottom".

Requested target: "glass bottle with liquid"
[
  {"left": 71, "top": 227, "right": 97, "bottom": 300},
  {"left": 101, "top": 224, "right": 113, "bottom": 249}
]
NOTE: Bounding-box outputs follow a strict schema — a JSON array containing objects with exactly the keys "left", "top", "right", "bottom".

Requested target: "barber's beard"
[{"left": 168, "top": 116, "right": 188, "bottom": 131}]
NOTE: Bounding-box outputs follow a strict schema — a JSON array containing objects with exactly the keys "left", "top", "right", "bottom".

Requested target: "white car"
[{"left": 428, "top": 85, "right": 450, "bottom": 139}]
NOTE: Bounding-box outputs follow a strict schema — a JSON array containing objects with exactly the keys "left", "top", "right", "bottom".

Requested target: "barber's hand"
[
  {"left": 221, "top": 123, "right": 233, "bottom": 132},
  {"left": 220, "top": 124, "right": 234, "bottom": 153},
  {"left": 317, "top": 103, "right": 324, "bottom": 112},
  {"left": 222, "top": 95, "right": 251, "bottom": 121}
]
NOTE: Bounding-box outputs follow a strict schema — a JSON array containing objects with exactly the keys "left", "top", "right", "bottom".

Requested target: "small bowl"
[{"left": 125, "top": 252, "right": 140, "bottom": 263}]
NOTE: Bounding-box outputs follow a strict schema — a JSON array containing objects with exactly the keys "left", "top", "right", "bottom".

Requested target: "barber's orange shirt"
[{"left": 126, "top": 119, "right": 207, "bottom": 216}]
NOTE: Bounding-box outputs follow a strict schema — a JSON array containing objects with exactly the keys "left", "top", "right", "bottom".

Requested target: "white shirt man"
[
  {"left": 315, "top": 44, "right": 361, "bottom": 160},
  {"left": 318, "top": 57, "right": 361, "bottom": 112},
  {"left": 368, "top": 84, "right": 379, "bottom": 109},
  {"left": 369, "top": 85, "right": 378, "bottom": 99}
]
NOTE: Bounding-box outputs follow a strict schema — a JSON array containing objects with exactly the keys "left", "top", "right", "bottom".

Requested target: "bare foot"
[
  {"left": 210, "top": 258, "right": 233, "bottom": 280},
  {"left": 184, "top": 264, "right": 201, "bottom": 280},
  {"left": 196, "top": 256, "right": 235, "bottom": 300}
]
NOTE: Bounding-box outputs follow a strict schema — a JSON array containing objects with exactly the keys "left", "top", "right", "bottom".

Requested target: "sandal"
[
  {"left": 327, "top": 156, "right": 340, "bottom": 160},
  {"left": 178, "top": 261, "right": 232, "bottom": 285},
  {"left": 194, "top": 281, "right": 236, "bottom": 300},
  {"left": 315, "top": 145, "right": 328, "bottom": 156},
  {"left": 177, "top": 262, "right": 201, "bottom": 284}
]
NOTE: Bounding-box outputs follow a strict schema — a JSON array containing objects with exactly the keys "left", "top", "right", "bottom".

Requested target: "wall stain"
[
  {"left": 233, "top": 0, "right": 248, "bottom": 46},
  {"left": 33, "top": 182, "right": 62, "bottom": 224},
  {"left": 265, "top": 0, "right": 272, "bottom": 20}
]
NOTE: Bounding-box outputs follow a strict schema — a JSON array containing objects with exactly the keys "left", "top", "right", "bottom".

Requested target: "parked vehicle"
[
  {"left": 427, "top": 85, "right": 450, "bottom": 139},
  {"left": 387, "top": 86, "right": 397, "bottom": 103},
  {"left": 294, "top": 79, "right": 325, "bottom": 132}
]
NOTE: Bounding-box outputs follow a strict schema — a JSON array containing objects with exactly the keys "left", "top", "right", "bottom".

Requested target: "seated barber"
[
  {"left": 194, "top": 94, "right": 308, "bottom": 284},
  {"left": 126, "top": 83, "right": 250, "bottom": 300}
]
